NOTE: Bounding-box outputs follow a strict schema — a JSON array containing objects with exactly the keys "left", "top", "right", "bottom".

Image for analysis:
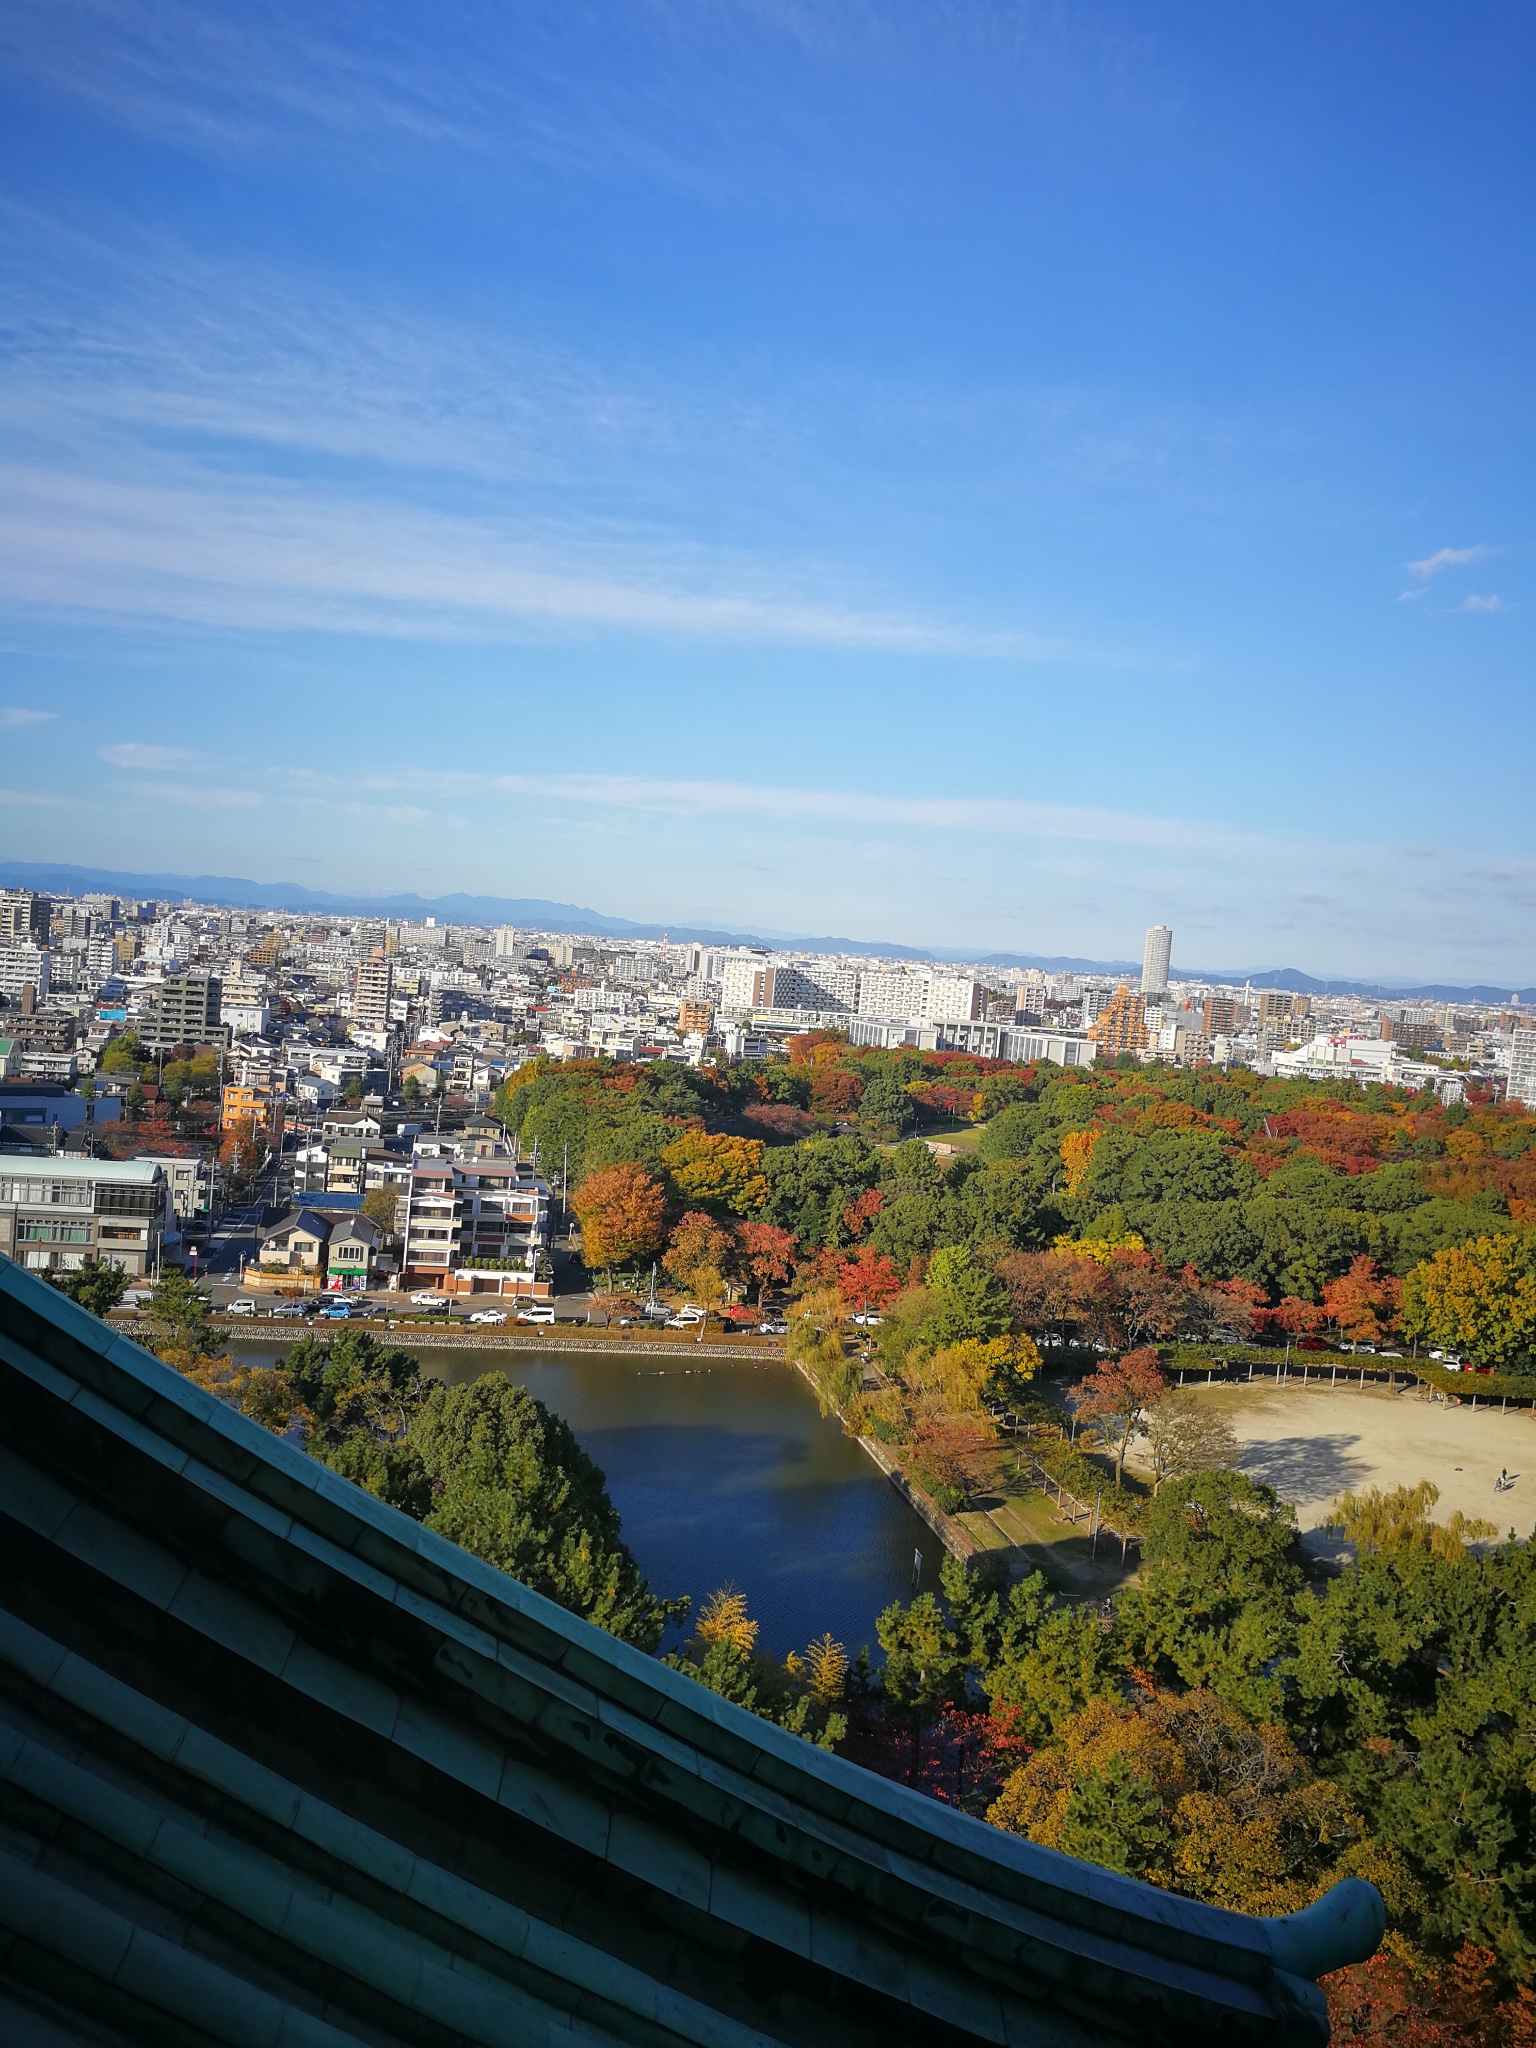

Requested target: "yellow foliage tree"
[
  {"left": 803, "top": 1632, "right": 850, "bottom": 1701},
  {"left": 1060, "top": 1128, "right": 1103, "bottom": 1195},
  {"left": 922, "top": 1333, "right": 1040, "bottom": 1412},
  {"left": 1400, "top": 1226, "right": 1536, "bottom": 1373},
  {"left": 1052, "top": 1229, "right": 1146, "bottom": 1265},
  {"left": 1327, "top": 1480, "right": 1497, "bottom": 1561},
  {"left": 694, "top": 1586, "right": 758, "bottom": 1657},
  {"left": 988, "top": 1691, "right": 1383, "bottom": 1916},
  {"left": 661, "top": 1131, "right": 770, "bottom": 1216}
]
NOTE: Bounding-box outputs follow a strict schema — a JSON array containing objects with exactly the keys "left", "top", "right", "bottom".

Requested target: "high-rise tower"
[{"left": 1141, "top": 924, "right": 1172, "bottom": 995}]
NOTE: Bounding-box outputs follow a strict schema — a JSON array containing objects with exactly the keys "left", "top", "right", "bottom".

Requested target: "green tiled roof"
[{"left": 0, "top": 1256, "right": 1381, "bottom": 2046}]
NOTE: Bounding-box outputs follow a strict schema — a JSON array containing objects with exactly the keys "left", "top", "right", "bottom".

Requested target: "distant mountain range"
[{"left": 2, "top": 859, "right": 1531, "bottom": 1003}]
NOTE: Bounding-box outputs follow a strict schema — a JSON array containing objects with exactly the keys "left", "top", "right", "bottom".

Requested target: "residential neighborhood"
[{"left": 0, "top": 887, "right": 1529, "bottom": 1314}]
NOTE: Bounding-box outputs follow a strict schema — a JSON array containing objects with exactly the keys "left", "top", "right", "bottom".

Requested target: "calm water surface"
[{"left": 237, "top": 1341, "right": 943, "bottom": 1657}]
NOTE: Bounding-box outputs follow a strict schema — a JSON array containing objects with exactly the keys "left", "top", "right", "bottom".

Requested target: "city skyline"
[{"left": 2, "top": 4, "right": 1534, "bottom": 979}]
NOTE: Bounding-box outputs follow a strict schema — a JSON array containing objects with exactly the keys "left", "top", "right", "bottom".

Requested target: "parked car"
[
  {"left": 671, "top": 1305, "right": 706, "bottom": 1324},
  {"left": 849, "top": 1312, "right": 884, "bottom": 1327},
  {"left": 642, "top": 1302, "right": 671, "bottom": 1321},
  {"left": 410, "top": 1296, "right": 450, "bottom": 1314},
  {"left": 228, "top": 1299, "right": 257, "bottom": 1317},
  {"left": 664, "top": 1314, "right": 698, "bottom": 1330},
  {"left": 468, "top": 1309, "right": 509, "bottom": 1325},
  {"left": 318, "top": 1302, "right": 354, "bottom": 1320},
  {"left": 268, "top": 1302, "right": 306, "bottom": 1319},
  {"left": 517, "top": 1304, "right": 557, "bottom": 1324},
  {"left": 758, "top": 1320, "right": 788, "bottom": 1336}
]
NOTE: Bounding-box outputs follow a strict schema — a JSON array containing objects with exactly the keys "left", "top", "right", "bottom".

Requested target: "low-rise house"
[
  {"left": 325, "top": 1212, "right": 381, "bottom": 1290},
  {"left": 257, "top": 1208, "right": 332, "bottom": 1277}
]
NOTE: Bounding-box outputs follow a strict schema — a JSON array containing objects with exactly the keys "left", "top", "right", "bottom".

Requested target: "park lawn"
[
  {"left": 962, "top": 1471, "right": 1141, "bottom": 1598},
  {"left": 911, "top": 1117, "right": 985, "bottom": 1153}
]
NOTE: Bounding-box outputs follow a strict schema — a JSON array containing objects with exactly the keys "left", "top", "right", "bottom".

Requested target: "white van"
[
  {"left": 228, "top": 1299, "right": 258, "bottom": 1317},
  {"left": 517, "top": 1303, "right": 557, "bottom": 1325}
]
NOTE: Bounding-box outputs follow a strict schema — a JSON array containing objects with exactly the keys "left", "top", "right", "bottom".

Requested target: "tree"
[
  {"left": 925, "top": 1243, "right": 1012, "bottom": 1345},
  {"left": 285, "top": 1328, "right": 427, "bottom": 1452},
  {"left": 660, "top": 1131, "right": 769, "bottom": 1216},
  {"left": 149, "top": 1268, "right": 216, "bottom": 1354},
  {"left": 571, "top": 1163, "right": 668, "bottom": 1281},
  {"left": 220, "top": 1114, "right": 261, "bottom": 1199},
  {"left": 391, "top": 1375, "right": 683, "bottom": 1650},
  {"left": 1060, "top": 1128, "right": 1102, "bottom": 1195},
  {"left": 665, "top": 1211, "right": 734, "bottom": 1300},
  {"left": 1401, "top": 1227, "right": 1536, "bottom": 1372},
  {"left": 49, "top": 1255, "right": 128, "bottom": 1318},
  {"left": 857, "top": 1070, "right": 914, "bottom": 1135},
  {"left": 98, "top": 1031, "right": 144, "bottom": 1075},
  {"left": 1068, "top": 1347, "right": 1167, "bottom": 1483},
  {"left": 825, "top": 1245, "right": 902, "bottom": 1313},
  {"left": 1143, "top": 1389, "right": 1239, "bottom": 1494},
  {"left": 1327, "top": 1480, "right": 1497, "bottom": 1562},
  {"left": 1116, "top": 1469, "right": 1301, "bottom": 1717},
  {"left": 360, "top": 1187, "right": 400, "bottom": 1236},
  {"left": 924, "top": 1334, "right": 1039, "bottom": 1413},
  {"left": 810, "top": 1067, "right": 864, "bottom": 1118},
  {"left": 1322, "top": 1255, "right": 1402, "bottom": 1348},
  {"left": 1273, "top": 1293, "right": 1327, "bottom": 1338},
  {"left": 735, "top": 1220, "right": 797, "bottom": 1302},
  {"left": 988, "top": 1690, "right": 1373, "bottom": 1914}
]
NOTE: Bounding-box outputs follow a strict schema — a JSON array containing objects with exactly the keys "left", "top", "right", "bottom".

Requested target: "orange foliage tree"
[
  {"left": 571, "top": 1163, "right": 668, "bottom": 1282},
  {"left": 735, "top": 1221, "right": 797, "bottom": 1302},
  {"left": 1068, "top": 1347, "right": 1168, "bottom": 1483},
  {"left": 665, "top": 1211, "right": 736, "bottom": 1300},
  {"left": 1321, "top": 1255, "right": 1402, "bottom": 1348}
]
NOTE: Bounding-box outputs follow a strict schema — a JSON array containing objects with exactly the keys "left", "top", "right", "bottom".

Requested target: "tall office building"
[{"left": 1141, "top": 924, "right": 1173, "bottom": 995}]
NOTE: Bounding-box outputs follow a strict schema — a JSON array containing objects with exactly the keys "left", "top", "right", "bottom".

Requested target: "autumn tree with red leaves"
[{"left": 1068, "top": 1347, "right": 1168, "bottom": 1483}]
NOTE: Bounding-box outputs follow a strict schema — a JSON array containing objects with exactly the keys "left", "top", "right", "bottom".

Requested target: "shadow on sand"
[{"left": 1237, "top": 1432, "right": 1373, "bottom": 1507}]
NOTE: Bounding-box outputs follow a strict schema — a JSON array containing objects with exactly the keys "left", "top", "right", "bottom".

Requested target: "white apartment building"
[
  {"left": 400, "top": 1154, "right": 552, "bottom": 1298},
  {"left": 1507, "top": 1030, "right": 1536, "bottom": 1109},
  {"left": 854, "top": 970, "right": 986, "bottom": 1026},
  {"left": 0, "top": 945, "right": 51, "bottom": 1003}
]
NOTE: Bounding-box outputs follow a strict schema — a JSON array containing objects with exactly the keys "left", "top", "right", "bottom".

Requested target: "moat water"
[{"left": 235, "top": 1341, "right": 944, "bottom": 1657}]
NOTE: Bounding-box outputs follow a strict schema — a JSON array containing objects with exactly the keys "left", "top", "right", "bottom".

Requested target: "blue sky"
[{"left": 0, "top": 1, "right": 1532, "bottom": 978}]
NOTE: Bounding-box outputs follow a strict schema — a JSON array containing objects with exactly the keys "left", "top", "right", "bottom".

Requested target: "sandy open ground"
[{"left": 1125, "top": 1382, "right": 1536, "bottom": 1556}]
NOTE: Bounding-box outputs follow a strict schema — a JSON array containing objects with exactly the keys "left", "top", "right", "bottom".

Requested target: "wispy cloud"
[
  {"left": 100, "top": 742, "right": 201, "bottom": 768},
  {"left": 0, "top": 785, "right": 70, "bottom": 806},
  {"left": 306, "top": 763, "right": 1277, "bottom": 858},
  {"left": 1407, "top": 544, "right": 1488, "bottom": 579},
  {"left": 0, "top": 706, "right": 55, "bottom": 727},
  {"left": 0, "top": 464, "right": 1084, "bottom": 658},
  {"left": 133, "top": 780, "right": 262, "bottom": 810},
  {"left": 1461, "top": 593, "right": 1507, "bottom": 614}
]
